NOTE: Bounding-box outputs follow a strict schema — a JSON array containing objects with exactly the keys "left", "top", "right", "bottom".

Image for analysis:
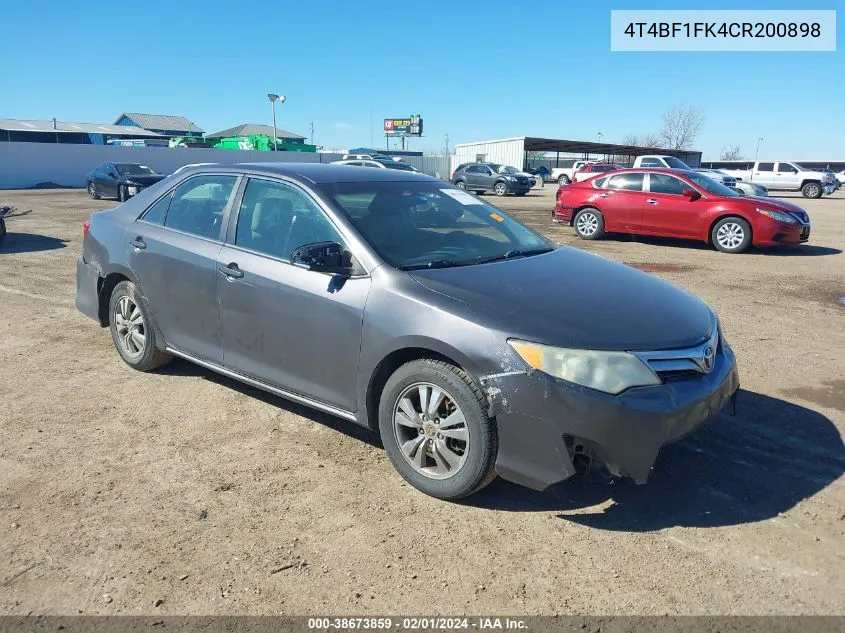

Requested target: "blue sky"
[{"left": 0, "top": 0, "right": 841, "bottom": 159}]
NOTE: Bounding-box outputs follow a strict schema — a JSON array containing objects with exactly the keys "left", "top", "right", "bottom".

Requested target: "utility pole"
[
  {"left": 310, "top": 122, "right": 314, "bottom": 145},
  {"left": 267, "top": 93, "right": 286, "bottom": 151}
]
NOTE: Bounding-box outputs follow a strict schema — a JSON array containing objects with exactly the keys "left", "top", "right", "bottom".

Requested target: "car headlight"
[
  {"left": 757, "top": 208, "right": 796, "bottom": 224},
  {"left": 508, "top": 340, "right": 661, "bottom": 395}
]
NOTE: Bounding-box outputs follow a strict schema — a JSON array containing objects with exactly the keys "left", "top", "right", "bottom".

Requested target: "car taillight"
[{"left": 83, "top": 219, "right": 91, "bottom": 237}]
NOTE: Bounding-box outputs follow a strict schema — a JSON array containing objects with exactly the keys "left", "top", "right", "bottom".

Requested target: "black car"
[
  {"left": 86, "top": 163, "right": 167, "bottom": 202},
  {"left": 451, "top": 162, "right": 532, "bottom": 196}
]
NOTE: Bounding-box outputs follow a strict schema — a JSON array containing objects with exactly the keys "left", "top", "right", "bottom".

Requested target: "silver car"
[{"left": 76, "top": 164, "right": 738, "bottom": 499}]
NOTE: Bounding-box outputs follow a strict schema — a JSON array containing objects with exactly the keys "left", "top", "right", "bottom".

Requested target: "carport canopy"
[{"left": 523, "top": 137, "right": 701, "bottom": 166}]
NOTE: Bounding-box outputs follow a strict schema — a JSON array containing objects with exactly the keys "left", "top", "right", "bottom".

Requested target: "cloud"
[{"left": 333, "top": 122, "right": 353, "bottom": 130}]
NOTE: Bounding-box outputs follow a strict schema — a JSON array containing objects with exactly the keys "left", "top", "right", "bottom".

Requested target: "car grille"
[
  {"left": 633, "top": 324, "right": 720, "bottom": 383},
  {"left": 800, "top": 226, "right": 811, "bottom": 241},
  {"left": 516, "top": 177, "right": 529, "bottom": 185},
  {"left": 723, "top": 177, "right": 737, "bottom": 186},
  {"left": 789, "top": 211, "right": 810, "bottom": 224}
]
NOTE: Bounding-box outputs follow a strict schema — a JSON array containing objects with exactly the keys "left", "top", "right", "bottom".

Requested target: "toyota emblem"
[{"left": 702, "top": 345, "right": 715, "bottom": 373}]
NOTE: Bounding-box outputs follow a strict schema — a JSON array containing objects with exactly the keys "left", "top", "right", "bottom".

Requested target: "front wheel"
[
  {"left": 557, "top": 175, "right": 570, "bottom": 185},
  {"left": 801, "top": 182, "right": 822, "bottom": 199},
  {"left": 378, "top": 359, "right": 497, "bottom": 500},
  {"left": 108, "top": 281, "right": 172, "bottom": 371},
  {"left": 87, "top": 182, "right": 101, "bottom": 200},
  {"left": 573, "top": 208, "right": 605, "bottom": 240},
  {"left": 493, "top": 182, "right": 507, "bottom": 196},
  {"left": 118, "top": 185, "right": 128, "bottom": 202},
  {"left": 711, "top": 217, "right": 752, "bottom": 253},
  {"left": 455, "top": 181, "right": 467, "bottom": 190}
]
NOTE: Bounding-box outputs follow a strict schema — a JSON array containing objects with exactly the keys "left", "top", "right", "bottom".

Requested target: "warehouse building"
[
  {"left": 114, "top": 112, "right": 204, "bottom": 139},
  {"left": 453, "top": 137, "right": 702, "bottom": 171},
  {"left": 0, "top": 117, "right": 164, "bottom": 145}
]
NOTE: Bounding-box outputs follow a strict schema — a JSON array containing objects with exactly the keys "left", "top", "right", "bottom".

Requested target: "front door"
[
  {"left": 216, "top": 177, "right": 370, "bottom": 411},
  {"left": 775, "top": 162, "right": 800, "bottom": 189},
  {"left": 126, "top": 173, "right": 240, "bottom": 362},
  {"left": 640, "top": 173, "right": 702, "bottom": 237}
]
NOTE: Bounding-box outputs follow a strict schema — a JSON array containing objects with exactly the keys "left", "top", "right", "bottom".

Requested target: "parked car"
[
  {"left": 173, "top": 163, "right": 218, "bottom": 175},
  {"left": 76, "top": 163, "right": 739, "bottom": 499},
  {"left": 87, "top": 163, "right": 167, "bottom": 201},
  {"left": 720, "top": 161, "right": 836, "bottom": 198},
  {"left": 836, "top": 170, "right": 845, "bottom": 186},
  {"left": 497, "top": 165, "right": 537, "bottom": 187},
  {"left": 451, "top": 162, "right": 532, "bottom": 196},
  {"left": 632, "top": 155, "right": 694, "bottom": 170},
  {"left": 331, "top": 159, "right": 422, "bottom": 173},
  {"left": 573, "top": 163, "right": 624, "bottom": 182},
  {"left": 0, "top": 205, "right": 32, "bottom": 248},
  {"left": 550, "top": 159, "right": 593, "bottom": 185},
  {"left": 526, "top": 166, "right": 551, "bottom": 181},
  {"left": 554, "top": 168, "right": 811, "bottom": 253},
  {"left": 694, "top": 168, "right": 738, "bottom": 189},
  {"left": 731, "top": 180, "right": 769, "bottom": 197}
]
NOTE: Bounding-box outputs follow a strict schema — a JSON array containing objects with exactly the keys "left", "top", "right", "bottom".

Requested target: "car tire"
[
  {"left": 378, "top": 359, "right": 497, "bottom": 500},
  {"left": 801, "top": 182, "right": 822, "bottom": 199},
  {"left": 711, "top": 217, "right": 752, "bottom": 253},
  {"left": 573, "top": 207, "right": 605, "bottom": 240},
  {"left": 493, "top": 182, "right": 507, "bottom": 196},
  {"left": 108, "top": 280, "right": 172, "bottom": 371},
  {"left": 87, "top": 182, "right": 101, "bottom": 200},
  {"left": 0, "top": 216, "right": 6, "bottom": 247},
  {"left": 558, "top": 175, "right": 570, "bottom": 185},
  {"left": 455, "top": 181, "right": 467, "bottom": 190},
  {"left": 474, "top": 191, "right": 485, "bottom": 195},
  {"left": 118, "top": 185, "right": 128, "bottom": 202}
]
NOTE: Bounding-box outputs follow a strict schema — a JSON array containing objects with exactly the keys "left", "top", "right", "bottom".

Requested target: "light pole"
[
  {"left": 267, "top": 93, "right": 286, "bottom": 151},
  {"left": 751, "top": 136, "right": 763, "bottom": 182}
]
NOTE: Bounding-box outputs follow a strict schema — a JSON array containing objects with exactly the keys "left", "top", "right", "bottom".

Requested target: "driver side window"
[{"left": 235, "top": 178, "right": 345, "bottom": 261}]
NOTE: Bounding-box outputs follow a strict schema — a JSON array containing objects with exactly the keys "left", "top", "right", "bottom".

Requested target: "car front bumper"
[
  {"left": 485, "top": 343, "right": 740, "bottom": 491},
  {"left": 753, "top": 219, "right": 811, "bottom": 246}
]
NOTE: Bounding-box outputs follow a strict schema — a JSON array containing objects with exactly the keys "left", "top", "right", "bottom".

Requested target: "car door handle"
[
  {"left": 598, "top": 193, "right": 610, "bottom": 198},
  {"left": 129, "top": 237, "right": 146, "bottom": 249},
  {"left": 219, "top": 263, "right": 244, "bottom": 279},
  {"left": 646, "top": 199, "right": 659, "bottom": 205}
]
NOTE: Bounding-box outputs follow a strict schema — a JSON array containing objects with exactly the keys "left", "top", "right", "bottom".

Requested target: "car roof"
[
  {"left": 179, "top": 162, "right": 435, "bottom": 184},
  {"left": 599, "top": 167, "right": 696, "bottom": 177}
]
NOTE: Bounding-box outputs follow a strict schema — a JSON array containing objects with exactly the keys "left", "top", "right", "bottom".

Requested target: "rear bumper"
[
  {"left": 76, "top": 255, "right": 101, "bottom": 322},
  {"left": 489, "top": 343, "right": 740, "bottom": 491}
]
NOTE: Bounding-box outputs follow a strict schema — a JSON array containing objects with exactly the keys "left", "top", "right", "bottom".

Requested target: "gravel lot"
[{"left": 1, "top": 186, "right": 843, "bottom": 616}]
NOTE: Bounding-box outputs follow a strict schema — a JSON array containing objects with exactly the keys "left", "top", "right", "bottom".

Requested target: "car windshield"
[
  {"left": 384, "top": 162, "right": 418, "bottom": 171},
  {"left": 685, "top": 172, "right": 740, "bottom": 197},
  {"left": 664, "top": 157, "right": 692, "bottom": 169},
  {"left": 116, "top": 164, "right": 155, "bottom": 175},
  {"left": 591, "top": 165, "right": 619, "bottom": 173},
  {"left": 498, "top": 166, "right": 520, "bottom": 174},
  {"left": 320, "top": 181, "right": 554, "bottom": 270}
]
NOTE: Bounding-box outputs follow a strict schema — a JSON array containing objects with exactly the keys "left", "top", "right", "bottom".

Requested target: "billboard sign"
[{"left": 384, "top": 114, "right": 423, "bottom": 136}]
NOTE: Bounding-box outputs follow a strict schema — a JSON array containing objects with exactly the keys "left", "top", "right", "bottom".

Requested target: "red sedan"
[{"left": 554, "top": 168, "right": 811, "bottom": 253}]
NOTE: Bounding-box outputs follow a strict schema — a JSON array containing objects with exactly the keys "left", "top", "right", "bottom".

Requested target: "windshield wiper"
[
  {"left": 474, "top": 248, "right": 553, "bottom": 265},
  {"left": 403, "top": 259, "right": 468, "bottom": 271}
]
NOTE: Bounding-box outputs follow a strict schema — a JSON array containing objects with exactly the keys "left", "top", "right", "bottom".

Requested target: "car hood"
[
  {"left": 409, "top": 247, "right": 714, "bottom": 351},
  {"left": 120, "top": 174, "right": 165, "bottom": 185},
  {"left": 739, "top": 196, "right": 806, "bottom": 214}
]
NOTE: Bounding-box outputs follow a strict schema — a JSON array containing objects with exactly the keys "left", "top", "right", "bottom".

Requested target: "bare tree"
[
  {"left": 719, "top": 144, "right": 743, "bottom": 160},
  {"left": 659, "top": 105, "right": 705, "bottom": 150},
  {"left": 622, "top": 133, "right": 662, "bottom": 148}
]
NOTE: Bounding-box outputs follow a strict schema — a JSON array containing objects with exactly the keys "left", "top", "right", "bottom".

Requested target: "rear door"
[
  {"left": 216, "top": 177, "right": 370, "bottom": 410},
  {"left": 463, "top": 165, "right": 480, "bottom": 188},
  {"left": 126, "top": 173, "right": 240, "bottom": 362},
  {"left": 640, "top": 173, "right": 701, "bottom": 237},
  {"left": 595, "top": 172, "right": 646, "bottom": 231},
  {"left": 751, "top": 162, "right": 776, "bottom": 187}
]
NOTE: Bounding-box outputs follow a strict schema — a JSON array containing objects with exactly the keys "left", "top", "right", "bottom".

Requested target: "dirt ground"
[{"left": 1, "top": 186, "right": 844, "bottom": 616}]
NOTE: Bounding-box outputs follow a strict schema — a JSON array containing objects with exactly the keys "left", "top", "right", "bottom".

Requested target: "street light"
[
  {"left": 267, "top": 93, "right": 286, "bottom": 151},
  {"left": 751, "top": 136, "right": 763, "bottom": 182}
]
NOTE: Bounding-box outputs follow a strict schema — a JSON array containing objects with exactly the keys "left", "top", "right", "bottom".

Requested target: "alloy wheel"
[
  {"left": 88, "top": 183, "right": 96, "bottom": 198},
  {"left": 392, "top": 382, "right": 469, "bottom": 480},
  {"left": 576, "top": 212, "right": 599, "bottom": 236},
  {"left": 716, "top": 222, "right": 745, "bottom": 250},
  {"left": 113, "top": 295, "right": 146, "bottom": 358},
  {"left": 494, "top": 183, "right": 506, "bottom": 196},
  {"left": 456, "top": 181, "right": 466, "bottom": 190}
]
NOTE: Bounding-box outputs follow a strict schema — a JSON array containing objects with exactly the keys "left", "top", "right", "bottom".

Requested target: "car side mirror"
[
  {"left": 290, "top": 241, "right": 352, "bottom": 276},
  {"left": 682, "top": 188, "right": 701, "bottom": 200}
]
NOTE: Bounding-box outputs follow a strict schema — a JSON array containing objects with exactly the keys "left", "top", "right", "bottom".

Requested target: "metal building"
[
  {"left": 0, "top": 118, "right": 165, "bottom": 145},
  {"left": 452, "top": 136, "right": 702, "bottom": 171}
]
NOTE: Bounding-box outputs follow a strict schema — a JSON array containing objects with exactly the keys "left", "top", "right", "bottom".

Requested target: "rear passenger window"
[
  {"left": 141, "top": 192, "right": 172, "bottom": 226},
  {"left": 164, "top": 175, "right": 237, "bottom": 240},
  {"left": 607, "top": 173, "right": 645, "bottom": 191},
  {"left": 757, "top": 162, "right": 774, "bottom": 171},
  {"left": 235, "top": 178, "right": 344, "bottom": 261}
]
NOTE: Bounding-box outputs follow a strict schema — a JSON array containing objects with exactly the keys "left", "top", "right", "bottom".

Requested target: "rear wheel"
[
  {"left": 455, "top": 181, "right": 467, "bottom": 190},
  {"left": 711, "top": 217, "right": 752, "bottom": 253},
  {"left": 87, "top": 182, "right": 101, "bottom": 200},
  {"left": 0, "top": 216, "right": 6, "bottom": 247},
  {"left": 573, "top": 207, "right": 605, "bottom": 240},
  {"left": 108, "top": 281, "right": 172, "bottom": 371},
  {"left": 493, "top": 182, "right": 507, "bottom": 196},
  {"left": 378, "top": 359, "right": 497, "bottom": 500},
  {"left": 801, "top": 182, "right": 822, "bottom": 199},
  {"left": 118, "top": 185, "right": 128, "bottom": 202},
  {"left": 558, "top": 175, "right": 570, "bottom": 185}
]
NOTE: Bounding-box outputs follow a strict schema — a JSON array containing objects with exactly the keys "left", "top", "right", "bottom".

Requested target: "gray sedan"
[{"left": 76, "top": 164, "right": 739, "bottom": 499}]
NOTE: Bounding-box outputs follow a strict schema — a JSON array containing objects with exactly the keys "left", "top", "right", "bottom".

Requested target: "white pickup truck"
[
  {"left": 721, "top": 161, "right": 836, "bottom": 198},
  {"left": 550, "top": 159, "right": 592, "bottom": 185},
  {"left": 632, "top": 155, "right": 693, "bottom": 170}
]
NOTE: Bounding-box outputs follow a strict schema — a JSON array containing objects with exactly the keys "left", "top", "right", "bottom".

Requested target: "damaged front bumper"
[{"left": 483, "top": 344, "right": 739, "bottom": 491}]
